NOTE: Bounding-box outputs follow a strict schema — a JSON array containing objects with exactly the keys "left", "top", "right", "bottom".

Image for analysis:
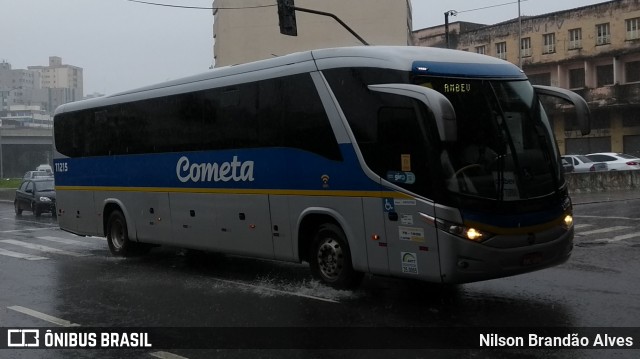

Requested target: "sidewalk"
[{"left": 0, "top": 188, "right": 14, "bottom": 202}]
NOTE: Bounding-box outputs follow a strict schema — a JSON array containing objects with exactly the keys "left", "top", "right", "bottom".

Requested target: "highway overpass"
[{"left": 0, "top": 127, "right": 53, "bottom": 178}]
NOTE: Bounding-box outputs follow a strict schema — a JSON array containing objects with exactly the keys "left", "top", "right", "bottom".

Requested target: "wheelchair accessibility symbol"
[{"left": 383, "top": 198, "right": 395, "bottom": 213}]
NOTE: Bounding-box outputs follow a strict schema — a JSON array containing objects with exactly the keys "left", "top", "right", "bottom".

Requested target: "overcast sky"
[{"left": 1, "top": 0, "right": 607, "bottom": 95}]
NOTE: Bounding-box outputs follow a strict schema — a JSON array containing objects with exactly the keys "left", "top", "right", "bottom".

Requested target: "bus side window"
[
  {"left": 377, "top": 106, "right": 424, "bottom": 169},
  {"left": 375, "top": 103, "right": 431, "bottom": 192}
]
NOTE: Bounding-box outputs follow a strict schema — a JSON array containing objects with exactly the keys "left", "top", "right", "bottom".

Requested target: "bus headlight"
[
  {"left": 437, "top": 219, "right": 493, "bottom": 243},
  {"left": 465, "top": 228, "right": 484, "bottom": 241},
  {"left": 563, "top": 215, "right": 573, "bottom": 229}
]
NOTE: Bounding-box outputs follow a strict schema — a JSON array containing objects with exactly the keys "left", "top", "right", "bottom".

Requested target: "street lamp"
[{"left": 444, "top": 10, "right": 458, "bottom": 49}]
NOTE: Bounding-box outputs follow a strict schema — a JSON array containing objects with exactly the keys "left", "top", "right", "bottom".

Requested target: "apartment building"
[
  {"left": 1, "top": 57, "right": 83, "bottom": 115},
  {"left": 212, "top": 0, "right": 413, "bottom": 67},
  {"left": 414, "top": 0, "right": 640, "bottom": 157},
  {"left": 28, "top": 56, "right": 83, "bottom": 112}
]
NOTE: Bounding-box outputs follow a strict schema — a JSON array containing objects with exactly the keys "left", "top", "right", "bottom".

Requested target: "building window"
[
  {"left": 596, "top": 23, "right": 611, "bottom": 45},
  {"left": 521, "top": 37, "right": 532, "bottom": 57},
  {"left": 569, "top": 68, "right": 585, "bottom": 89},
  {"left": 626, "top": 18, "right": 640, "bottom": 40},
  {"left": 596, "top": 64, "right": 614, "bottom": 87},
  {"left": 626, "top": 61, "right": 640, "bottom": 82},
  {"left": 496, "top": 42, "right": 507, "bottom": 60},
  {"left": 475, "top": 45, "right": 486, "bottom": 55},
  {"left": 528, "top": 73, "right": 551, "bottom": 86},
  {"left": 569, "top": 28, "right": 582, "bottom": 49},
  {"left": 543, "top": 33, "right": 555, "bottom": 54}
]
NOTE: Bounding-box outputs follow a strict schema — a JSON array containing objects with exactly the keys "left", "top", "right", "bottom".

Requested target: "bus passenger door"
[
  {"left": 363, "top": 84, "right": 456, "bottom": 283},
  {"left": 383, "top": 197, "right": 442, "bottom": 282}
]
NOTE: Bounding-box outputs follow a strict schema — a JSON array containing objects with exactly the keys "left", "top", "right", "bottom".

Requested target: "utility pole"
[{"left": 518, "top": 0, "right": 522, "bottom": 68}]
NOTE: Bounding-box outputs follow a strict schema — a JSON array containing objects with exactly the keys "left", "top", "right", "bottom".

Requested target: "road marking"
[
  {"left": 212, "top": 277, "right": 340, "bottom": 304},
  {"left": 604, "top": 232, "right": 640, "bottom": 242},
  {"left": 38, "top": 236, "right": 97, "bottom": 247},
  {"left": 8, "top": 306, "right": 81, "bottom": 327},
  {"left": 574, "top": 215, "right": 640, "bottom": 221},
  {"left": 0, "top": 227, "right": 57, "bottom": 234},
  {"left": 0, "top": 247, "right": 48, "bottom": 260},
  {"left": 578, "top": 226, "right": 631, "bottom": 236},
  {"left": 0, "top": 239, "right": 90, "bottom": 257},
  {"left": 150, "top": 352, "right": 190, "bottom": 359},
  {"left": 573, "top": 224, "right": 592, "bottom": 229}
]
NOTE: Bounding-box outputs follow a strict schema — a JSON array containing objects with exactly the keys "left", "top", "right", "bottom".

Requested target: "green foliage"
[{"left": 0, "top": 178, "right": 22, "bottom": 189}]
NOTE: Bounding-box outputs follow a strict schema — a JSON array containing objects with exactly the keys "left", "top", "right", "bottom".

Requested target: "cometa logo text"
[{"left": 176, "top": 156, "right": 255, "bottom": 183}]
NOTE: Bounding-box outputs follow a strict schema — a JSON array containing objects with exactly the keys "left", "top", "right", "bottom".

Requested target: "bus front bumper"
[{"left": 437, "top": 226, "right": 574, "bottom": 284}]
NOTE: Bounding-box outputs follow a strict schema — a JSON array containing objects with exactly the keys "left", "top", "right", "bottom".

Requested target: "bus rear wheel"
[
  {"left": 309, "top": 223, "right": 363, "bottom": 289},
  {"left": 107, "top": 210, "right": 137, "bottom": 256}
]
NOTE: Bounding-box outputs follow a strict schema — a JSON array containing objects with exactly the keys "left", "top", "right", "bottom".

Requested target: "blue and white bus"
[{"left": 52, "top": 46, "right": 590, "bottom": 289}]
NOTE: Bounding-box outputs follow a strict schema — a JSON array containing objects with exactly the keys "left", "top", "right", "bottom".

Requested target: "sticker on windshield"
[
  {"left": 493, "top": 171, "right": 520, "bottom": 201},
  {"left": 386, "top": 171, "right": 415, "bottom": 184},
  {"left": 401, "top": 154, "right": 411, "bottom": 172}
]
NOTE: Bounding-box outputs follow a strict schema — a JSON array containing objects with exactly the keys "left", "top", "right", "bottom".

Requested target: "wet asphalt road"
[{"left": 1, "top": 195, "right": 639, "bottom": 358}]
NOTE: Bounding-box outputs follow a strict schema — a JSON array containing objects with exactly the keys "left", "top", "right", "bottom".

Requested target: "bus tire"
[
  {"left": 309, "top": 223, "right": 363, "bottom": 289},
  {"left": 106, "top": 210, "right": 135, "bottom": 256}
]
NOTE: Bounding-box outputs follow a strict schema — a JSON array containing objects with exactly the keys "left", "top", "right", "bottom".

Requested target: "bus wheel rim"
[
  {"left": 111, "top": 221, "right": 125, "bottom": 249},
  {"left": 317, "top": 238, "right": 344, "bottom": 280}
]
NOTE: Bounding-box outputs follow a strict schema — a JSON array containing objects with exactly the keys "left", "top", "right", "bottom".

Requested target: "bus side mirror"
[
  {"left": 368, "top": 84, "right": 457, "bottom": 142},
  {"left": 533, "top": 85, "right": 591, "bottom": 136}
]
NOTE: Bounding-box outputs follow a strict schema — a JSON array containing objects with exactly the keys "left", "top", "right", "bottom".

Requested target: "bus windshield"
[{"left": 420, "top": 78, "right": 561, "bottom": 201}]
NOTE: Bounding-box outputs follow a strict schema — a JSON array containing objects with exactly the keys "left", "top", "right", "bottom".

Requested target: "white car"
[
  {"left": 561, "top": 155, "right": 608, "bottom": 172},
  {"left": 23, "top": 170, "right": 54, "bottom": 180},
  {"left": 585, "top": 152, "right": 640, "bottom": 171}
]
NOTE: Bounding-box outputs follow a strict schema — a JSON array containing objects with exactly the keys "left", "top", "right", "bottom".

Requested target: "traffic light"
[{"left": 277, "top": 0, "right": 297, "bottom": 36}]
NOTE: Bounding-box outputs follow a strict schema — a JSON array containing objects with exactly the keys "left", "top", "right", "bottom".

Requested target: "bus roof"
[{"left": 55, "top": 46, "right": 525, "bottom": 115}]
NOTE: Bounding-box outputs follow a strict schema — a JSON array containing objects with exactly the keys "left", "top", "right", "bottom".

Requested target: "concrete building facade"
[
  {"left": 212, "top": 0, "right": 412, "bottom": 67},
  {"left": 414, "top": 0, "right": 640, "bottom": 158}
]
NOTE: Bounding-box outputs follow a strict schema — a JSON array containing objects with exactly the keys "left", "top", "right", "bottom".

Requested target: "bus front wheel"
[
  {"left": 107, "top": 210, "right": 135, "bottom": 256},
  {"left": 309, "top": 223, "right": 363, "bottom": 289}
]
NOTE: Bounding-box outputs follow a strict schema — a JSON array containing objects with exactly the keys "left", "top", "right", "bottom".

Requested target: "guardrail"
[
  {"left": 565, "top": 170, "right": 640, "bottom": 193},
  {"left": 1, "top": 171, "right": 637, "bottom": 203}
]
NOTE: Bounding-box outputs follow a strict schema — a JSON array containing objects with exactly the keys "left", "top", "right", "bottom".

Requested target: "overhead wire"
[
  {"left": 125, "top": 0, "right": 276, "bottom": 10},
  {"left": 456, "top": 0, "right": 528, "bottom": 15}
]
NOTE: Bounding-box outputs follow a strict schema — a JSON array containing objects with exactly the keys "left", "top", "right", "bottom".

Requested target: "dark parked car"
[{"left": 15, "top": 178, "right": 56, "bottom": 217}]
